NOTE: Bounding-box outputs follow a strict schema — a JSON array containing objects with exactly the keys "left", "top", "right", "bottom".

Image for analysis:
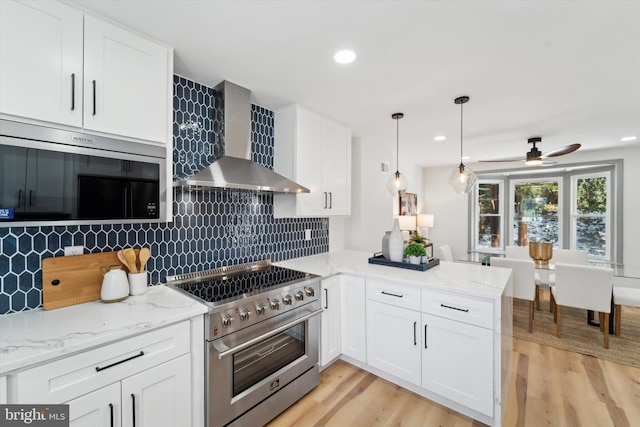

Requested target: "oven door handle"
[{"left": 215, "top": 308, "right": 323, "bottom": 359}]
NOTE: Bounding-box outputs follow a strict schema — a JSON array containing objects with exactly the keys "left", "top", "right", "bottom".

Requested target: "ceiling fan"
[{"left": 480, "top": 137, "right": 581, "bottom": 166}]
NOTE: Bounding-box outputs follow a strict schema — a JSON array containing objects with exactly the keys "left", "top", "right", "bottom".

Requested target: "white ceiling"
[{"left": 73, "top": 0, "right": 640, "bottom": 168}]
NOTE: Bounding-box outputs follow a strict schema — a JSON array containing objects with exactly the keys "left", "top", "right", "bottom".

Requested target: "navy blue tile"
[
  {"left": 11, "top": 254, "right": 25, "bottom": 275},
  {"left": 11, "top": 291, "right": 25, "bottom": 312},
  {"left": 3, "top": 275, "right": 17, "bottom": 294},
  {"left": 0, "top": 294, "right": 9, "bottom": 314}
]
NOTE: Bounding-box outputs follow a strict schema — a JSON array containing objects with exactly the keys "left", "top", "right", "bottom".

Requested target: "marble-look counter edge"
[
  {"left": 275, "top": 250, "right": 511, "bottom": 300},
  {"left": 0, "top": 285, "right": 208, "bottom": 375}
]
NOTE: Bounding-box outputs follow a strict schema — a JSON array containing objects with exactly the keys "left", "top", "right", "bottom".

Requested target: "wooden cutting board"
[{"left": 42, "top": 250, "right": 139, "bottom": 310}]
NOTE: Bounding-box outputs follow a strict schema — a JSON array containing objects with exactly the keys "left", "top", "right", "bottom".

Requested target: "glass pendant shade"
[
  {"left": 448, "top": 163, "right": 477, "bottom": 194},
  {"left": 387, "top": 171, "right": 408, "bottom": 196}
]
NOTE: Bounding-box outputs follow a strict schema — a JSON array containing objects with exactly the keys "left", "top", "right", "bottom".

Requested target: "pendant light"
[
  {"left": 448, "top": 96, "right": 477, "bottom": 194},
  {"left": 386, "top": 113, "right": 409, "bottom": 196}
]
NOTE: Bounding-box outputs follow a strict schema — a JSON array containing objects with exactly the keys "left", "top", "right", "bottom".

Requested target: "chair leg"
[
  {"left": 604, "top": 313, "right": 609, "bottom": 349},
  {"left": 556, "top": 305, "right": 561, "bottom": 337},
  {"left": 535, "top": 285, "right": 540, "bottom": 310},
  {"left": 615, "top": 304, "right": 621, "bottom": 336},
  {"left": 528, "top": 300, "right": 534, "bottom": 333},
  {"left": 599, "top": 312, "right": 604, "bottom": 332},
  {"left": 549, "top": 291, "right": 555, "bottom": 313}
]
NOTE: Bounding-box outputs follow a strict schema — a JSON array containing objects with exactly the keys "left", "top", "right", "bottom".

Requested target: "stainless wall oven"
[{"left": 167, "top": 260, "right": 321, "bottom": 427}]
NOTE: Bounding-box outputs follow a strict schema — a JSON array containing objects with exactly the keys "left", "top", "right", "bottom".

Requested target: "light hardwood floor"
[{"left": 267, "top": 337, "right": 640, "bottom": 427}]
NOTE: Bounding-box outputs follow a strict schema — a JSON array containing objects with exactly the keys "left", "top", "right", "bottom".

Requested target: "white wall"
[
  {"left": 420, "top": 144, "right": 640, "bottom": 266},
  {"left": 342, "top": 135, "right": 423, "bottom": 253}
]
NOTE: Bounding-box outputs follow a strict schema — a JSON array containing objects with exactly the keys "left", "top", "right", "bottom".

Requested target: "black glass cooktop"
[{"left": 175, "top": 266, "right": 311, "bottom": 304}]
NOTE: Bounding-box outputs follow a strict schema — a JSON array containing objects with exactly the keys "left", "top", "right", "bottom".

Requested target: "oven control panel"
[{"left": 207, "top": 281, "right": 320, "bottom": 338}]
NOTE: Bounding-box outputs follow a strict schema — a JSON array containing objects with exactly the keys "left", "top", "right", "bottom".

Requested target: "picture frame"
[{"left": 400, "top": 193, "right": 417, "bottom": 216}]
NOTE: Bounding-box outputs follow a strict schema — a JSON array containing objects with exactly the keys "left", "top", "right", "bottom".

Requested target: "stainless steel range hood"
[{"left": 173, "top": 81, "right": 309, "bottom": 193}]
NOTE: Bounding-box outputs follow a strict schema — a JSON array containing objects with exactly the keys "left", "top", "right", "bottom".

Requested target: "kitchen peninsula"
[{"left": 277, "top": 250, "right": 513, "bottom": 427}]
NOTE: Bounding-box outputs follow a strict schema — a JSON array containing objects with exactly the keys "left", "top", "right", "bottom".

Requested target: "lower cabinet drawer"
[
  {"left": 367, "top": 278, "right": 421, "bottom": 311},
  {"left": 15, "top": 321, "right": 190, "bottom": 404},
  {"left": 421, "top": 289, "right": 493, "bottom": 329}
]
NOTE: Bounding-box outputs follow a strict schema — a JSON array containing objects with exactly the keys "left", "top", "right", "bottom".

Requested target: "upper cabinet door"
[
  {"left": 83, "top": 15, "right": 169, "bottom": 144},
  {"left": 323, "top": 121, "right": 351, "bottom": 215},
  {"left": 0, "top": 0, "right": 83, "bottom": 127}
]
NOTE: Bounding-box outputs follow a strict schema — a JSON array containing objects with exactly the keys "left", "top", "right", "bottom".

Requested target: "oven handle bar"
[{"left": 216, "top": 308, "right": 323, "bottom": 359}]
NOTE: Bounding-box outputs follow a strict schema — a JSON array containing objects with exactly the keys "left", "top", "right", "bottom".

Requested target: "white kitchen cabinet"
[
  {"left": 68, "top": 383, "right": 121, "bottom": 427},
  {"left": 273, "top": 104, "right": 352, "bottom": 217},
  {"left": 320, "top": 275, "right": 342, "bottom": 367},
  {"left": 0, "top": 0, "right": 171, "bottom": 145},
  {"left": 366, "top": 300, "right": 421, "bottom": 386},
  {"left": 422, "top": 313, "right": 493, "bottom": 416},
  {"left": 14, "top": 321, "right": 191, "bottom": 426},
  {"left": 0, "top": 0, "right": 84, "bottom": 128},
  {"left": 340, "top": 275, "right": 366, "bottom": 363}
]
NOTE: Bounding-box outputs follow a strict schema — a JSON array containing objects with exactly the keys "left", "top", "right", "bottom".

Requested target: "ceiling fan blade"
[
  {"left": 478, "top": 158, "right": 523, "bottom": 163},
  {"left": 542, "top": 143, "right": 581, "bottom": 158}
]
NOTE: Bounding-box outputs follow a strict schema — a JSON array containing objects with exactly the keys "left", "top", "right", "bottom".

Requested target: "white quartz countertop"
[
  {"left": 275, "top": 250, "right": 511, "bottom": 300},
  {"left": 0, "top": 285, "right": 208, "bottom": 375}
]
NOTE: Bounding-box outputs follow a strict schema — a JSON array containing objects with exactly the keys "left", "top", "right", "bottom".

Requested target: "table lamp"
[{"left": 418, "top": 214, "right": 435, "bottom": 240}]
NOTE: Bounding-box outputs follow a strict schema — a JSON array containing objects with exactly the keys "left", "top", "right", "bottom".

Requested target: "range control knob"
[
  {"left": 256, "top": 303, "right": 266, "bottom": 315},
  {"left": 283, "top": 295, "right": 293, "bottom": 305},
  {"left": 239, "top": 308, "right": 251, "bottom": 321},
  {"left": 295, "top": 290, "right": 304, "bottom": 301},
  {"left": 221, "top": 314, "right": 234, "bottom": 327},
  {"left": 270, "top": 299, "right": 281, "bottom": 310},
  {"left": 305, "top": 287, "right": 315, "bottom": 297}
]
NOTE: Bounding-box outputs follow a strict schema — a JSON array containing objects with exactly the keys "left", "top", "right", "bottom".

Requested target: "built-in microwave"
[{"left": 0, "top": 120, "right": 167, "bottom": 227}]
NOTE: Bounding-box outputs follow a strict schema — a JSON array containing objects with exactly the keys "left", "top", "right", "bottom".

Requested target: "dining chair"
[
  {"left": 491, "top": 257, "right": 536, "bottom": 332},
  {"left": 543, "top": 248, "right": 589, "bottom": 312},
  {"left": 437, "top": 245, "right": 453, "bottom": 262},
  {"left": 550, "top": 263, "right": 614, "bottom": 348},
  {"left": 505, "top": 245, "right": 544, "bottom": 309},
  {"left": 613, "top": 287, "right": 640, "bottom": 337}
]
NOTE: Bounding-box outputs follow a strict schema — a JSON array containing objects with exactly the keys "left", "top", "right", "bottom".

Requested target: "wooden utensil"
[
  {"left": 138, "top": 248, "right": 151, "bottom": 272},
  {"left": 117, "top": 250, "right": 128, "bottom": 269},
  {"left": 123, "top": 248, "right": 138, "bottom": 273}
]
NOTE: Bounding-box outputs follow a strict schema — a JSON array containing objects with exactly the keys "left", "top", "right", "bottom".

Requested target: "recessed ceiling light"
[
  {"left": 334, "top": 50, "right": 356, "bottom": 64},
  {"left": 461, "top": 156, "right": 470, "bottom": 160},
  {"left": 434, "top": 136, "right": 446, "bottom": 142},
  {"left": 621, "top": 136, "right": 638, "bottom": 142}
]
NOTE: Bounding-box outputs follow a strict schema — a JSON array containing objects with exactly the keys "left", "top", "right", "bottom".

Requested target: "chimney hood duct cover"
[{"left": 173, "top": 81, "right": 309, "bottom": 193}]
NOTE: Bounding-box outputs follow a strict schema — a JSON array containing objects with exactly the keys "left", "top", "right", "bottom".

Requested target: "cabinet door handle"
[
  {"left": 424, "top": 324, "right": 428, "bottom": 349},
  {"left": 109, "top": 403, "right": 114, "bottom": 427},
  {"left": 329, "top": 192, "right": 332, "bottom": 209},
  {"left": 95, "top": 351, "right": 144, "bottom": 372},
  {"left": 381, "top": 291, "right": 403, "bottom": 298},
  {"left": 70, "top": 73, "right": 75, "bottom": 111},
  {"left": 131, "top": 394, "right": 136, "bottom": 427},
  {"left": 323, "top": 192, "right": 328, "bottom": 209},
  {"left": 413, "top": 321, "right": 417, "bottom": 346},
  {"left": 440, "top": 303, "right": 469, "bottom": 313},
  {"left": 17, "top": 189, "right": 22, "bottom": 208},
  {"left": 92, "top": 80, "right": 97, "bottom": 116},
  {"left": 324, "top": 288, "right": 328, "bottom": 309},
  {"left": 29, "top": 190, "right": 33, "bottom": 206}
]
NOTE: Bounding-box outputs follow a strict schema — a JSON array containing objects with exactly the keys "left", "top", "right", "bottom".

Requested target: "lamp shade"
[
  {"left": 386, "top": 171, "right": 408, "bottom": 196},
  {"left": 396, "top": 215, "right": 416, "bottom": 231},
  {"left": 418, "top": 214, "right": 434, "bottom": 228},
  {"left": 448, "top": 163, "right": 477, "bottom": 194}
]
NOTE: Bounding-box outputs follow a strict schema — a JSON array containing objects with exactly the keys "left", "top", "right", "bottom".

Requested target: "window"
[
  {"left": 474, "top": 181, "right": 503, "bottom": 251},
  {"left": 571, "top": 172, "right": 610, "bottom": 259},
  {"left": 510, "top": 178, "right": 561, "bottom": 248},
  {"left": 470, "top": 161, "right": 620, "bottom": 263}
]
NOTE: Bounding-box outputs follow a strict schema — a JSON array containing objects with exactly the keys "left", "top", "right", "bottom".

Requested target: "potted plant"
[
  {"left": 404, "top": 242, "right": 427, "bottom": 264},
  {"left": 410, "top": 232, "right": 427, "bottom": 245}
]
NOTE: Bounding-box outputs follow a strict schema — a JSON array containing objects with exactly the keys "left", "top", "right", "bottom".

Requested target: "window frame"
[{"left": 471, "top": 179, "right": 504, "bottom": 254}]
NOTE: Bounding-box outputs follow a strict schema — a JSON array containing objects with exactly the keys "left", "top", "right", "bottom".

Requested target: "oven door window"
[{"left": 233, "top": 323, "right": 305, "bottom": 396}]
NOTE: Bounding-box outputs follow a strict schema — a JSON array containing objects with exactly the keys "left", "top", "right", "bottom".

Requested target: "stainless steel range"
[{"left": 166, "top": 259, "right": 321, "bottom": 427}]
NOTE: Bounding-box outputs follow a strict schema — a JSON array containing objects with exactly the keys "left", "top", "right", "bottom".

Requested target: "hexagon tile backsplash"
[{"left": 0, "top": 76, "right": 328, "bottom": 314}]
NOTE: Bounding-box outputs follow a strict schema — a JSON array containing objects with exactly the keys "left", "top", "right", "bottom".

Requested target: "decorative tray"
[{"left": 368, "top": 253, "right": 440, "bottom": 272}]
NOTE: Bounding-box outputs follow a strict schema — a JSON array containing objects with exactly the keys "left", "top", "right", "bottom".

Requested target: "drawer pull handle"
[
  {"left": 92, "top": 80, "right": 97, "bottom": 116},
  {"left": 381, "top": 291, "right": 403, "bottom": 298},
  {"left": 441, "top": 303, "right": 469, "bottom": 313},
  {"left": 95, "top": 351, "right": 144, "bottom": 372},
  {"left": 71, "top": 73, "right": 75, "bottom": 111},
  {"left": 324, "top": 288, "right": 328, "bottom": 309},
  {"left": 413, "top": 321, "right": 417, "bottom": 346},
  {"left": 109, "top": 403, "right": 114, "bottom": 427}
]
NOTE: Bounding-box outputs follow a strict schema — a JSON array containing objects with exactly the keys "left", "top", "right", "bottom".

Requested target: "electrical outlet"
[
  {"left": 304, "top": 229, "right": 312, "bottom": 241},
  {"left": 64, "top": 245, "right": 84, "bottom": 256}
]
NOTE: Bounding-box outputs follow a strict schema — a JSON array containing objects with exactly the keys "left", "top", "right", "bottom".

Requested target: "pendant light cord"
[
  {"left": 460, "top": 101, "right": 464, "bottom": 163},
  {"left": 396, "top": 116, "right": 400, "bottom": 172}
]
